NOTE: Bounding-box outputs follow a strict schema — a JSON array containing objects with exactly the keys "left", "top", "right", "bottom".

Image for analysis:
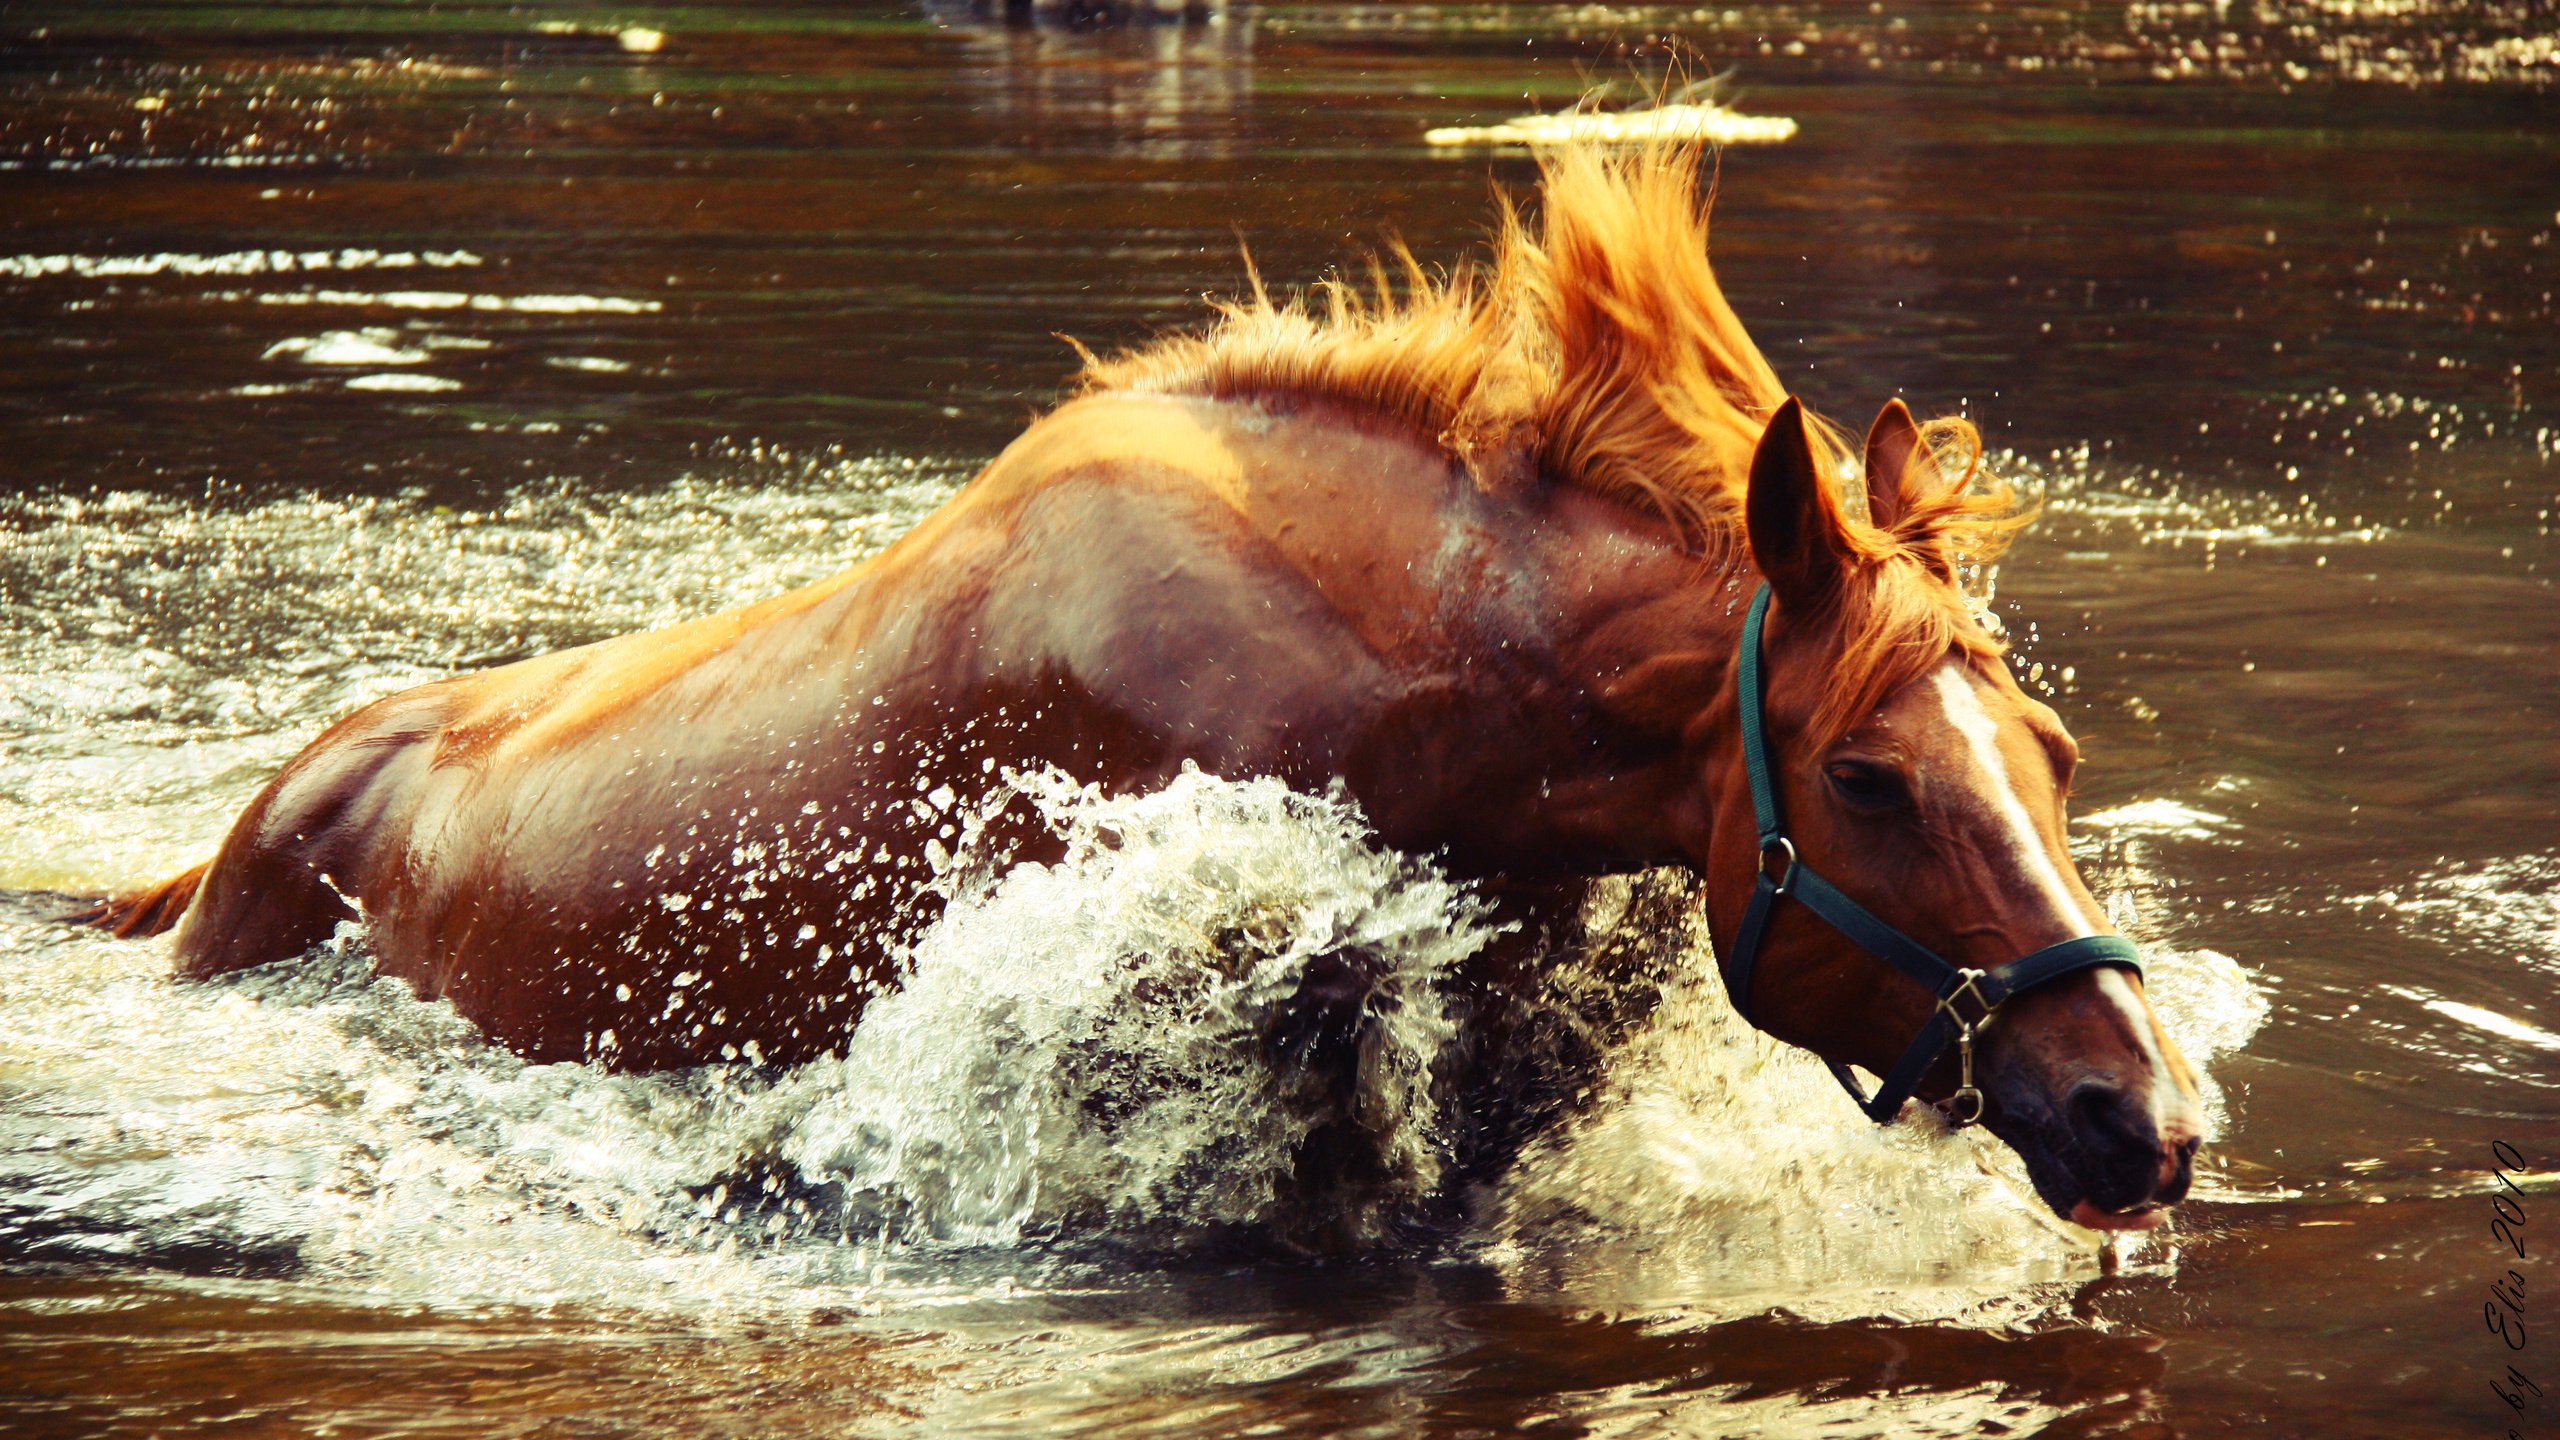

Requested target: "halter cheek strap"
[{"left": 1722, "top": 582, "right": 2143, "bottom": 1126}]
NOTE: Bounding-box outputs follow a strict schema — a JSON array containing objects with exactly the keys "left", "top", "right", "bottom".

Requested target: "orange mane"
[{"left": 1076, "top": 140, "right": 2026, "bottom": 745}]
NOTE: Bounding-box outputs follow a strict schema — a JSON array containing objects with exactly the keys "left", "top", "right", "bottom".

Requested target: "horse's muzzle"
[
  {"left": 1990, "top": 1070, "right": 2203, "bottom": 1232},
  {"left": 2056, "top": 1079, "right": 2200, "bottom": 1231}
]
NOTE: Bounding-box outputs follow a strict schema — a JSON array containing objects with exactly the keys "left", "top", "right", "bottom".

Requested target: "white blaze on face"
[
  {"left": 1927, "top": 661, "right": 2095, "bottom": 941},
  {"left": 1927, "top": 660, "right": 2191, "bottom": 1131}
]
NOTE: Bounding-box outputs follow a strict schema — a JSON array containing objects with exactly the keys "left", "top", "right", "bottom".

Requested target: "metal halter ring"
[
  {"left": 1944, "top": 1020, "right": 1987, "bottom": 1128},
  {"left": 1758, "top": 835, "right": 1798, "bottom": 894}
]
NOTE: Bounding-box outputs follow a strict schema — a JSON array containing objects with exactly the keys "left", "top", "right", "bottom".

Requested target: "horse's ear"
[
  {"left": 1746, "top": 397, "right": 1853, "bottom": 608},
  {"left": 1861, "top": 398, "right": 1958, "bottom": 577},
  {"left": 1862, "top": 398, "right": 1928, "bottom": 532}
]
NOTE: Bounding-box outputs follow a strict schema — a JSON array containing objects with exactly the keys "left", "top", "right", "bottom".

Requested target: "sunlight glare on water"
[{"left": 0, "top": 455, "right": 966, "bottom": 892}]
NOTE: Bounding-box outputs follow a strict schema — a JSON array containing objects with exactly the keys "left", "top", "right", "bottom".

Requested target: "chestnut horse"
[{"left": 81, "top": 145, "right": 2202, "bottom": 1230}]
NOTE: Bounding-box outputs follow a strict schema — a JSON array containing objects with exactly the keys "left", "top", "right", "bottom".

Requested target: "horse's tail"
[{"left": 62, "top": 862, "right": 209, "bottom": 939}]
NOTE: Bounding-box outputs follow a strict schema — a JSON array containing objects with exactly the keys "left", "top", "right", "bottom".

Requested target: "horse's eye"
[{"left": 1825, "top": 760, "right": 1911, "bottom": 812}]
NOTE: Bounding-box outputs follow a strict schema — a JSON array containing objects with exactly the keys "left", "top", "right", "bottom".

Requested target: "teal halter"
[{"left": 1722, "top": 582, "right": 2144, "bottom": 1126}]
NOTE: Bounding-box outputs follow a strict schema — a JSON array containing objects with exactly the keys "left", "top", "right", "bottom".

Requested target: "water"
[{"left": 2, "top": 2, "right": 2554, "bottom": 1434}]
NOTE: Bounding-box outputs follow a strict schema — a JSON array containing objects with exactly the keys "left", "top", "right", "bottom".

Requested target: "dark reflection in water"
[
  {"left": 944, "top": 7, "right": 1257, "bottom": 157},
  {"left": 2, "top": 2, "right": 2557, "bottom": 1436},
  {"left": 0, "top": 1259, "right": 2191, "bottom": 1438}
]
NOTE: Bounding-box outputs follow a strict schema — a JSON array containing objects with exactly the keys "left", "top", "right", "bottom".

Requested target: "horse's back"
[{"left": 135, "top": 389, "right": 1509, "bottom": 1065}]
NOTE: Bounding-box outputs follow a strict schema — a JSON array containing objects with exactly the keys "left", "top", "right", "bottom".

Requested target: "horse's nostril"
[
  {"left": 2155, "top": 1134, "right": 2200, "bottom": 1205},
  {"left": 2065, "top": 1080, "right": 2168, "bottom": 1210}
]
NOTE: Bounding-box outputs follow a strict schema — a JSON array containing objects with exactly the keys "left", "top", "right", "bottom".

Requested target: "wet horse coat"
[
  {"left": 86, "top": 145, "right": 2203, "bottom": 1227},
  {"left": 151, "top": 392, "right": 1703, "bottom": 1070}
]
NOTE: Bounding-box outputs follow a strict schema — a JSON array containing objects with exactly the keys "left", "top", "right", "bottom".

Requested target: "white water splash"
[
  {"left": 779, "top": 765, "right": 1484, "bottom": 1249},
  {"left": 0, "top": 767, "right": 1488, "bottom": 1304}
]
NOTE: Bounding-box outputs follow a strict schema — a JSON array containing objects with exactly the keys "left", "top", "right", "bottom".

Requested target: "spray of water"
[{"left": 778, "top": 764, "right": 1487, "bottom": 1252}]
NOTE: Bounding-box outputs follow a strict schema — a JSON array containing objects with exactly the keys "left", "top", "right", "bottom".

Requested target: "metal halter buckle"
[
  {"left": 1758, "top": 835, "right": 1798, "bottom": 894},
  {"left": 1944, "top": 1023, "right": 1986, "bottom": 1128},
  {"left": 1937, "top": 968, "right": 1993, "bottom": 1128},
  {"left": 1936, "top": 967, "right": 1996, "bottom": 1030}
]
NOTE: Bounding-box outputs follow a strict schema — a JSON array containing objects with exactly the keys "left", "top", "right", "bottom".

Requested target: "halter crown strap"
[
  {"left": 1719, "top": 584, "right": 1789, "bottom": 1032},
  {"left": 1736, "top": 583, "right": 1786, "bottom": 844},
  {"left": 1720, "top": 582, "right": 2142, "bottom": 1125}
]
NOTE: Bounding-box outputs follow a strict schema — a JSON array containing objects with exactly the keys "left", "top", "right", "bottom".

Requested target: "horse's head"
[{"left": 1698, "top": 396, "right": 2203, "bottom": 1231}]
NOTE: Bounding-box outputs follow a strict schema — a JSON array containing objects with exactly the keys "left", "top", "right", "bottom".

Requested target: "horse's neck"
[
  {"left": 1409, "top": 486, "right": 1754, "bottom": 874},
  {"left": 1527, "top": 488, "right": 1756, "bottom": 742}
]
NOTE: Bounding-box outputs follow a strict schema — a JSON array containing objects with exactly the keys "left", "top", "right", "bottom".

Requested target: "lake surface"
[{"left": 2, "top": 2, "right": 2556, "bottom": 1435}]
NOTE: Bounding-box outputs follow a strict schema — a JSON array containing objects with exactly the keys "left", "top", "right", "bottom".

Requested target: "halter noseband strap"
[{"left": 1721, "top": 582, "right": 2143, "bottom": 1126}]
